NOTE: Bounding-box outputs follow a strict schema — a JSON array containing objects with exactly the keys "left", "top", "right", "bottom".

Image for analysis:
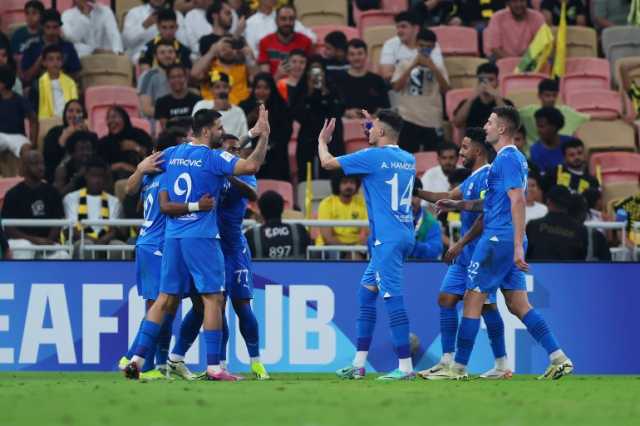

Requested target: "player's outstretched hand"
[
  {"left": 318, "top": 118, "right": 336, "bottom": 145},
  {"left": 198, "top": 193, "right": 215, "bottom": 211},
  {"left": 250, "top": 104, "right": 269, "bottom": 137},
  {"left": 435, "top": 199, "right": 461, "bottom": 215},
  {"left": 137, "top": 151, "right": 164, "bottom": 174},
  {"left": 514, "top": 245, "right": 529, "bottom": 272},
  {"left": 443, "top": 241, "right": 463, "bottom": 265}
]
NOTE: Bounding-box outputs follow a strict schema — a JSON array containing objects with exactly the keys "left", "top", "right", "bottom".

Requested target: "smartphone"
[
  {"left": 230, "top": 38, "right": 244, "bottom": 50},
  {"left": 420, "top": 47, "right": 432, "bottom": 57},
  {"left": 74, "top": 115, "right": 84, "bottom": 126}
]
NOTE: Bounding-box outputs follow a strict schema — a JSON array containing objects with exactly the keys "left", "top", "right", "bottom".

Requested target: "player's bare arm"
[
  {"left": 228, "top": 176, "right": 258, "bottom": 202},
  {"left": 125, "top": 152, "right": 164, "bottom": 196},
  {"left": 318, "top": 118, "right": 341, "bottom": 171},
  {"left": 234, "top": 106, "right": 270, "bottom": 175},
  {"left": 414, "top": 186, "right": 463, "bottom": 203},
  {"left": 508, "top": 188, "right": 529, "bottom": 272},
  {"left": 435, "top": 198, "right": 483, "bottom": 214},
  {"left": 158, "top": 190, "right": 215, "bottom": 217},
  {"left": 443, "top": 214, "right": 483, "bottom": 264}
]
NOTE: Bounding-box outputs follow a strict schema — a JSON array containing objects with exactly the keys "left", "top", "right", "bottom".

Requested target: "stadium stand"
[
  {"left": 257, "top": 179, "right": 294, "bottom": 210},
  {"left": 565, "top": 89, "right": 624, "bottom": 120},
  {"left": 444, "top": 57, "right": 488, "bottom": 89},
  {"left": 296, "top": 179, "right": 332, "bottom": 216},
  {"left": 414, "top": 151, "right": 439, "bottom": 177},
  {"left": 590, "top": 152, "right": 640, "bottom": 185},
  {"left": 296, "top": 0, "right": 348, "bottom": 26},
  {"left": 79, "top": 53, "right": 133, "bottom": 89},
  {"left": 500, "top": 73, "right": 547, "bottom": 97},
  {"left": 575, "top": 120, "right": 637, "bottom": 155},
  {"left": 431, "top": 26, "right": 479, "bottom": 57},
  {"left": 85, "top": 85, "right": 139, "bottom": 128}
]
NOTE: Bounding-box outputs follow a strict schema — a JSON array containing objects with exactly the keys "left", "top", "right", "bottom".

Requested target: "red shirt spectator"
[{"left": 484, "top": 0, "right": 545, "bottom": 59}]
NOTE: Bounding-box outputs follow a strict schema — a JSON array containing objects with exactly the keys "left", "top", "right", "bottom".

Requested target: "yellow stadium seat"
[
  {"left": 362, "top": 25, "right": 396, "bottom": 70},
  {"left": 80, "top": 54, "right": 133, "bottom": 90},
  {"left": 443, "top": 57, "right": 488, "bottom": 89},
  {"left": 296, "top": 0, "right": 348, "bottom": 26},
  {"left": 115, "top": 0, "right": 140, "bottom": 28},
  {"left": 575, "top": 120, "right": 637, "bottom": 155}
]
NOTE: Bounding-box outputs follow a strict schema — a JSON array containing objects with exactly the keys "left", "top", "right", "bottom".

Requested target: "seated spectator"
[
  {"left": 453, "top": 0, "right": 506, "bottom": 28},
  {"left": 245, "top": 190, "right": 311, "bottom": 259},
  {"left": 525, "top": 172, "right": 548, "bottom": 223},
  {"left": 411, "top": 0, "right": 462, "bottom": 27},
  {"left": 97, "top": 106, "right": 153, "bottom": 180},
  {"left": 192, "top": 71, "right": 248, "bottom": 137},
  {"left": 0, "top": 44, "right": 24, "bottom": 94},
  {"left": 569, "top": 192, "right": 611, "bottom": 261},
  {"left": 530, "top": 107, "right": 574, "bottom": 173},
  {"left": 526, "top": 185, "right": 588, "bottom": 261},
  {"left": 453, "top": 63, "right": 513, "bottom": 134},
  {"left": 240, "top": 72, "right": 292, "bottom": 181},
  {"left": 484, "top": 0, "right": 545, "bottom": 59},
  {"left": 31, "top": 45, "right": 79, "bottom": 120},
  {"left": 392, "top": 29, "right": 449, "bottom": 153},
  {"left": 139, "top": 8, "right": 192, "bottom": 72},
  {"left": 593, "top": 0, "right": 631, "bottom": 29},
  {"left": 43, "top": 100, "right": 91, "bottom": 182},
  {"left": 410, "top": 178, "right": 443, "bottom": 260},
  {"left": 613, "top": 192, "right": 640, "bottom": 247},
  {"left": 245, "top": 0, "right": 315, "bottom": 56},
  {"left": 63, "top": 157, "right": 124, "bottom": 258},
  {"left": 53, "top": 130, "right": 97, "bottom": 195},
  {"left": 138, "top": 40, "right": 177, "bottom": 118},
  {"left": 61, "top": 0, "right": 123, "bottom": 58},
  {"left": 583, "top": 187, "right": 605, "bottom": 222},
  {"left": 379, "top": 12, "right": 420, "bottom": 81},
  {"left": 1, "top": 150, "right": 67, "bottom": 259},
  {"left": 275, "top": 49, "right": 307, "bottom": 104},
  {"left": 542, "top": 138, "right": 600, "bottom": 194},
  {"left": 335, "top": 39, "right": 389, "bottom": 119},
  {"left": 519, "top": 79, "right": 589, "bottom": 149},
  {"left": 257, "top": 5, "right": 313, "bottom": 76},
  {"left": 20, "top": 9, "right": 82, "bottom": 86},
  {"left": 10, "top": 0, "right": 44, "bottom": 60},
  {"left": 122, "top": 0, "right": 189, "bottom": 63},
  {"left": 198, "top": 1, "right": 234, "bottom": 56},
  {"left": 316, "top": 171, "right": 368, "bottom": 251},
  {"left": 192, "top": 36, "right": 251, "bottom": 105},
  {"left": 541, "top": 0, "right": 587, "bottom": 26},
  {"left": 323, "top": 31, "right": 349, "bottom": 78},
  {"left": 421, "top": 142, "right": 459, "bottom": 193},
  {"left": 155, "top": 64, "right": 202, "bottom": 128},
  {"left": 620, "top": 60, "right": 640, "bottom": 123},
  {"left": 0, "top": 66, "right": 35, "bottom": 160}
]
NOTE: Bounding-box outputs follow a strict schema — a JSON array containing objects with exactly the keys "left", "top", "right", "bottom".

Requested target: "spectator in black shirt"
[
  {"left": 569, "top": 192, "right": 611, "bottom": 261},
  {"left": 453, "top": 0, "right": 506, "bottom": 28},
  {"left": 0, "top": 222, "right": 10, "bottom": 259},
  {"left": 335, "top": 39, "right": 389, "bottom": 120},
  {"left": 53, "top": 130, "right": 96, "bottom": 195},
  {"left": 198, "top": 0, "right": 233, "bottom": 56},
  {"left": 411, "top": 0, "right": 462, "bottom": 27},
  {"left": 542, "top": 138, "right": 600, "bottom": 194},
  {"left": 526, "top": 185, "right": 588, "bottom": 261},
  {"left": 139, "top": 8, "right": 192, "bottom": 72},
  {"left": 0, "top": 65, "right": 35, "bottom": 160},
  {"left": 155, "top": 64, "right": 202, "bottom": 129},
  {"left": 541, "top": 0, "right": 586, "bottom": 26},
  {"left": 323, "top": 31, "right": 349, "bottom": 79},
  {"left": 1, "top": 150, "right": 67, "bottom": 259},
  {"left": 245, "top": 191, "right": 311, "bottom": 259}
]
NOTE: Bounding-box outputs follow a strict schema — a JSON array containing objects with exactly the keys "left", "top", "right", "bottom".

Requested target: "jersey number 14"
[{"left": 386, "top": 173, "right": 413, "bottom": 213}]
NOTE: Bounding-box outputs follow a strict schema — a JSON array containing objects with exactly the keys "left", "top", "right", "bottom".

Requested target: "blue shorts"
[
  {"left": 160, "top": 238, "right": 225, "bottom": 295},
  {"left": 135, "top": 244, "right": 162, "bottom": 300},
  {"left": 223, "top": 245, "right": 254, "bottom": 300},
  {"left": 361, "top": 239, "right": 414, "bottom": 297},
  {"left": 466, "top": 236, "right": 527, "bottom": 295},
  {"left": 441, "top": 262, "right": 498, "bottom": 304}
]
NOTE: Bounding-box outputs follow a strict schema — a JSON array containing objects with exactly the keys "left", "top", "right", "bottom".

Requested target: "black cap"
[
  {"left": 42, "top": 8, "right": 63, "bottom": 26},
  {"left": 546, "top": 185, "right": 572, "bottom": 209}
]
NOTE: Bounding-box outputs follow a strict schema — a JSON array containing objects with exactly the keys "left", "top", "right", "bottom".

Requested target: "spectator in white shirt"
[
  {"left": 61, "top": 0, "right": 123, "bottom": 58},
  {"left": 526, "top": 173, "right": 548, "bottom": 223},
  {"left": 185, "top": 0, "right": 240, "bottom": 55},
  {"left": 244, "top": 0, "right": 316, "bottom": 56},
  {"left": 122, "top": 0, "right": 189, "bottom": 63},
  {"left": 192, "top": 71, "right": 247, "bottom": 137},
  {"left": 421, "top": 143, "right": 459, "bottom": 193}
]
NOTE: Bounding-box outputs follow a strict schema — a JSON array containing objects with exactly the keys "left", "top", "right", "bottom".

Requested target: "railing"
[{"left": 0, "top": 219, "right": 75, "bottom": 258}]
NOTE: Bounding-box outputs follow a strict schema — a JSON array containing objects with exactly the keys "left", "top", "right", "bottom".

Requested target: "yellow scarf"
[{"left": 38, "top": 71, "right": 78, "bottom": 119}]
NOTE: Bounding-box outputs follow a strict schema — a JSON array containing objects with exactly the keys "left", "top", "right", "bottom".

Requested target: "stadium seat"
[
  {"left": 362, "top": 25, "right": 396, "bottom": 69},
  {"left": 80, "top": 54, "right": 133, "bottom": 90},
  {"left": 414, "top": 152, "right": 438, "bottom": 176},
  {"left": 590, "top": 152, "right": 640, "bottom": 184},
  {"left": 296, "top": 179, "right": 332, "bottom": 216},
  {"left": 552, "top": 26, "right": 598, "bottom": 58},
  {"left": 603, "top": 181, "right": 640, "bottom": 212},
  {"left": 500, "top": 73, "right": 547, "bottom": 97},
  {"left": 565, "top": 89, "right": 623, "bottom": 120},
  {"left": 575, "top": 120, "right": 636, "bottom": 155},
  {"left": 311, "top": 25, "right": 359, "bottom": 56},
  {"left": 445, "top": 88, "right": 473, "bottom": 145},
  {"left": 431, "top": 26, "right": 479, "bottom": 57},
  {"left": 85, "top": 85, "right": 139, "bottom": 128},
  {"left": 343, "top": 119, "right": 369, "bottom": 154},
  {"left": 444, "top": 57, "right": 487, "bottom": 89},
  {"left": 496, "top": 57, "right": 521, "bottom": 79},
  {"left": 296, "top": 0, "right": 348, "bottom": 26},
  {"left": 561, "top": 58, "right": 612, "bottom": 101},
  {"left": 602, "top": 26, "right": 640, "bottom": 81},
  {"left": 613, "top": 56, "right": 640, "bottom": 89},
  {"left": 506, "top": 90, "right": 539, "bottom": 109},
  {"left": 358, "top": 11, "right": 395, "bottom": 34},
  {"left": 257, "top": 179, "right": 295, "bottom": 209},
  {"left": 0, "top": 0, "right": 51, "bottom": 32},
  {"left": 561, "top": 75, "right": 611, "bottom": 102},
  {"left": 0, "top": 176, "right": 23, "bottom": 208},
  {"left": 115, "top": 0, "right": 140, "bottom": 28},
  {"left": 37, "top": 117, "right": 63, "bottom": 151},
  {"left": 130, "top": 117, "right": 154, "bottom": 136}
]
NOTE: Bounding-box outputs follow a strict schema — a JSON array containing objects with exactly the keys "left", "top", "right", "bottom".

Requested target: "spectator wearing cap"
[
  {"left": 197, "top": 1, "right": 234, "bottom": 56},
  {"left": 530, "top": 107, "right": 575, "bottom": 174},
  {"left": 323, "top": 31, "right": 349, "bottom": 79},
  {"left": 61, "top": 0, "right": 123, "bottom": 58},
  {"left": 526, "top": 185, "right": 588, "bottom": 261},
  {"left": 155, "top": 64, "right": 202, "bottom": 129},
  {"left": 192, "top": 71, "right": 248, "bottom": 137},
  {"left": 0, "top": 65, "right": 35, "bottom": 160},
  {"left": 411, "top": 0, "right": 463, "bottom": 27},
  {"left": 10, "top": 0, "right": 44, "bottom": 60},
  {"left": 541, "top": 0, "right": 587, "bottom": 26},
  {"left": 138, "top": 39, "right": 178, "bottom": 118},
  {"left": 484, "top": 0, "right": 545, "bottom": 60},
  {"left": 593, "top": 0, "right": 632, "bottom": 29},
  {"left": 526, "top": 172, "right": 548, "bottom": 224},
  {"left": 542, "top": 138, "right": 600, "bottom": 195},
  {"left": 139, "top": 8, "right": 192, "bottom": 73},
  {"left": 30, "top": 45, "right": 79, "bottom": 120},
  {"left": 20, "top": 9, "right": 82, "bottom": 86},
  {"left": 392, "top": 28, "right": 449, "bottom": 153}
]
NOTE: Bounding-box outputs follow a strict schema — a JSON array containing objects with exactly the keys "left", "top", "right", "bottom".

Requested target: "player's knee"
[
  {"left": 505, "top": 297, "right": 531, "bottom": 318},
  {"left": 438, "top": 292, "right": 460, "bottom": 308}
]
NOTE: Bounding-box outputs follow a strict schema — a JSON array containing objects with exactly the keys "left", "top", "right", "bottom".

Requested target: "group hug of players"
[{"left": 121, "top": 103, "right": 573, "bottom": 381}]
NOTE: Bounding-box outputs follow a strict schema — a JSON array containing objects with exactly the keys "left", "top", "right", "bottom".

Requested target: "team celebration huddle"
[{"left": 122, "top": 103, "right": 573, "bottom": 382}]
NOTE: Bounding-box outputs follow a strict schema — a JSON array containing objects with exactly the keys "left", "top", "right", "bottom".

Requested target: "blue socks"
[
  {"left": 440, "top": 307, "right": 458, "bottom": 355},
  {"left": 203, "top": 329, "right": 222, "bottom": 366},
  {"left": 172, "top": 308, "right": 204, "bottom": 357},
  {"left": 155, "top": 314, "right": 174, "bottom": 366},
  {"left": 454, "top": 317, "right": 480, "bottom": 366},
  {"left": 482, "top": 309, "right": 506, "bottom": 359},
  {"left": 220, "top": 315, "right": 229, "bottom": 363},
  {"left": 126, "top": 332, "right": 139, "bottom": 360},
  {"left": 356, "top": 286, "right": 377, "bottom": 351},
  {"left": 384, "top": 295, "right": 410, "bottom": 359},
  {"left": 235, "top": 302, "right": 260, "bottom": 358},
  {"left": 522, "top": 309, "right": 560, "bottom": 355},
  {"left": 134, "top": 319, "right": 161, "bottom": 359}
]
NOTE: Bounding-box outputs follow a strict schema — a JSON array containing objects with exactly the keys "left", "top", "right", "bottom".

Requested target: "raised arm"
[
  {"left": 508, "top": 187, "right": 528, "bottom": 272},
  {"left": 125, "top": 151, "right": 163, "bottom": 195},
  {"left": 318, "top": 118, "right": 341, "bottom": 171},
  {"left": 415, "top": 186, "right": 462, "bottom": 203},
  {"left": 233, "top": 105, "right": 269, "bottom": 176},
  {"left": 158, "top": 190, "right": 214, "bottom": 217}
]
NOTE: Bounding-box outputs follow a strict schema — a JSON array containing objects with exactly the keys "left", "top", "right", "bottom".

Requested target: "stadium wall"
[{"left": 0, "top": 261, "right": 638, "bottom": 374}]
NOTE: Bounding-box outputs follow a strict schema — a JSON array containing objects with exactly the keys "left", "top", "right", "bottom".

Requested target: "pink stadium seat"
[
  {"left": 312, "top": 25, "right": 360, "bottom": 56},
  {"left": 446, "top": 88, "right": 473, "bottom": 145},
  {"left": 496, "top": 57, "right": 521, "bottom": 79},
  {"left": 530, "top": 0, "right": 542, "bottom": 9},
  {"left": 343, "top": 118, "right": 369, "bottom": 153},
  {"left": 565, "top": 57, "right": 611, "bottom": 83},
  {"left": 381, "top": 0, "right": 408, "bottom": 14},
  {"left": 589, "top": 152, "right": 640, "bottom": 184},
  {"left": 414, "top": 152, "right": 438, "bottom": 176},
  {"left": 565, "top": 89, "right": 623, "bottom": 120},
  {"left": 0, "top": 0, "right": 51, "bottom": 31},
  {"left": 0, "top": 176, "right": 23, "bottom": 210},
  {"left": 500, "top": 73, "right": 547, "bottom": 97},
  {"left": 85, "top": 85, "right": 140, "bottom": 127},
  {"left": 561, "top": 75, "right": 610, "bottom": 101},
  {"left": 358, "top": 11, "right": 395, "bottom": 35},
  {"left": 257, "top": 179, "right": 294, "bottom": 209},
  {"left": 130, "top": 117, "right": 153, "bottom": 135},
  {"left": 431, "top": 26, "right": 479, "bottom": 56}
]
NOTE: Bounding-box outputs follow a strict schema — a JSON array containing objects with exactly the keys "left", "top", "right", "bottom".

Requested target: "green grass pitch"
[{"left": 2, "top": 373, "right": 639, "bottom": 426}]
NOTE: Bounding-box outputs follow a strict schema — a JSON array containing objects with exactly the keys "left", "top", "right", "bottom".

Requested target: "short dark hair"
[
  {"left": 66, "top": 131, "right": 97, "bottom": 156},
  {"left": 206, "top": 0, "right": 224, "bottom": 24},
  {"left": 166, "top": 116, "right": 194, "bottom": 133},
  {"left": 25, "top": 1, "right": 45, "bottom": 13},
  {"left": 477, "top": 62, "right": 499, "bottom": 77},
  {"left": 546, "top": 185, "right": 572, "bottom": 210},
  {"left": 325, "top": 31, "right": 348, "bottom": 50},
  {"left": 494, "top": 106, "right": 521, "bottom": 135},
  {"left": 157, "top": 8, "right": 177, "bottom": 23},
  {"left": 166, "top": 63, "right": 187, "bottom": 76},
  {"left": 330, "top": 170, "right": 361, "bottom": 195},
  {"left": 582, "top": 187, "right": 601, "bottom": 210},
  {"left": 288, "top": 49, "right": 307, "bottom": 60},
  {"left": 347, "top": 38, "right": 367, "bottom": 52},
  {"left": 448, "top": 168, "right": 471, "bottom": 187},
  {"left": 561, "top": 137, "right": 584, "bottom": 156},
  {"left": 85, "top": 156, "right": 108, "bottom": 174},
  {"left": 155, "top": 39, "right": 177, "bottom": 51},
  {"left": 258, "top": 190, "right": 284, "bottom": 221},
  {"left": 0, "top": 65, "right": 16, "bottom": 89},
  {"left": 276, "top": 4, "right": 296, "bottom": 17},
  {"left": 534, "top": 106, "right": 564, "bottom": 131},
  {"left": 41, "top": 8, "right": 62, "bottom": 25},
  {"left": 192, "top": 109, "right": 222, "bottom": 136},
  {"left": 568, "top": 193, "right": 588, "bottom": 222},
  {"left": 394, "top": 11, "right": 419, "bottom": 25},
  {"left": 221, "top": 133, "right": 239, "bottom": 142},
  {"left": 155, "top": 129, "right": 185, "bottom": 152},
  {"left": 538, "top": 78, "right": 559, "bottom": 94},
  {"left": 438, "top": 142, "right": 459, "bottom": 157},
  {"left": 465, "top": 127, "right": 493, "bottom": 156},
  {"left": 376, "top": 109, "right": 404, "bottom": 139},
  {"left": 417, "top": 29, "right": 437, "bottom": 43},
  {"left": 528, "top": 170, "right": 542, "bottom": 187},
  {"left": 42, "top": 44, "right": 63, "bottom": 60},
  {"left": 516, "top": 124, "right": 527, "bottom": 138}
]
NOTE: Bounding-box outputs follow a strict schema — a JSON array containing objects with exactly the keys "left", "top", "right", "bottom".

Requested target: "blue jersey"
[
  {"left": 483, "top": 145, "right": 528, "bottom": 241},
  {"left": 456, "top": 164, "right": 490, "bottom": 266},
  {"left": 337, "top": 146, "right": 416, "bottom": 243},
  {"left": 136, "top": 173, "right": 165, "bottom": 249},
  {"left": 218, "top": 174, "right": 257, "bottom": 251},
  {"left": 160, "top": 143, "right": 239, "bottom": 239}
]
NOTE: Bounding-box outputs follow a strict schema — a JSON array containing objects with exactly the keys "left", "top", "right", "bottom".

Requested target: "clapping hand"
[
  {"left": 318, "top": 118, "right": 337, "bottom": 145},
  {"left": 137, "top": 151, "right": 164, "bottom": 174}
]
